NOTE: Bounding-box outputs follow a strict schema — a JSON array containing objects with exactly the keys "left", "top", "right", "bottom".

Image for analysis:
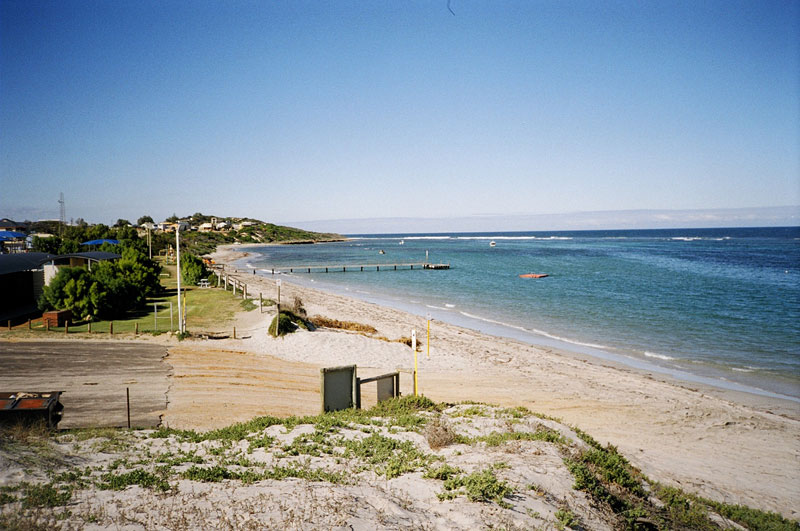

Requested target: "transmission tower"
[{"left": 58, "top": 192, "right": 65, "bottom": 235}]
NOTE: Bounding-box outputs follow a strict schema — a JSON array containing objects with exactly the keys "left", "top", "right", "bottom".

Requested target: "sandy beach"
[{"left": 200, "top": 244, "right": 799, "bottom": 520}]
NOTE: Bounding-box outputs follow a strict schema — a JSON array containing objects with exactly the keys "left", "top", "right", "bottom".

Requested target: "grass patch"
[
  {"left": 19, "top": 482, "right": 72, "bottom": 508},
  {"left": 340, "top": 432, "right": 434, "bottom": 479},
  {"left": 100, "top": 469, "right": 170, "bottom": 492},
  {"left": 653, "top": 483, "right": 800, "bottom": 531},
  {"left": 440, "top": 468, "right": 513, "bottom": 506},
  {"left": 555, "top": 507, "right": 578, "bottom": 530},
  {"left": 468, "top": 427, "right": 567, "bottom": 447},
  {"left": 182, "top": 464, "right": 345, "bottom": 484}
]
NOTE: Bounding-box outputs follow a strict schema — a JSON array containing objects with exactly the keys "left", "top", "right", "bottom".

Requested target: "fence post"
[
  {"left": 126, "top": 387, "right": 131, "bottom": 429},
  {"left": 28, "top": 319, "right": 31, "bottom": 330},
  {"left": 233, "top": 327, "right": 236, "bottom": 339},
  {"left": 88, "top": 321, "right": 92, "bottom": 334},
  {"left": 110, "top": 322, "right": 113, "bottom": 335},
  {"left": 65, "top": 322, "right": 69, "bottom": 335},
  {"left": 45, "top": 320, "right": 49, "bottom": 332},
  {"left": 135, "top": 322, "right": 139, "bottom": 335}
]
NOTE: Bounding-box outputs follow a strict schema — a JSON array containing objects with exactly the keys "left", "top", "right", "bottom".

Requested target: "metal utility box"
[{"left": 320, "top": 365, "right": 357, "bottom": 413}]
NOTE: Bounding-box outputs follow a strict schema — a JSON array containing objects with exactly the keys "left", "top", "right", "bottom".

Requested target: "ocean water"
[{"left": 239, "top": 227, "right": 800, "bottom": 402}]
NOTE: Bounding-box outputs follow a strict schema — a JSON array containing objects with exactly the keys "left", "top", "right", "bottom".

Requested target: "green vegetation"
[
  {"left": 180, "top": 253, "right": 208, "bottom": 285},
  {"left": 100, "top": 470, "right": 170, "bottom": 492},
  {"left": 2, "top": 396, "right": 797, "bottom": 530},
  {"left": 19, "top": 483, "right": 72, "bottom": 508},
  {"left": 440, "top": 468, "right": 513, "bottom": 506},
  {"left": 38, "top": 245, "right": 161, "bottom": 320},
  {"left": 269, "top": 310, "right": 311, "bottom": 336},
  {"left": 466, "top": 428, "right": 567, "bottom": 447},
  {"left": 555, "top": 507, "right": 578, "bottom": 530},
  {"left": 269, "top": 312, "right": 298, "bottom": 336}
]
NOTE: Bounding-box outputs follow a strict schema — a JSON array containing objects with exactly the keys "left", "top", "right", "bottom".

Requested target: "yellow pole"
[{"left": 413, "top": 330, "right": 418, "bottom": 396}]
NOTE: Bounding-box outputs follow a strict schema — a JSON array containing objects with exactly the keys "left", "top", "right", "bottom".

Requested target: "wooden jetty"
[{"left": 260, "top": 262, "right": 450, "bottom": 274}]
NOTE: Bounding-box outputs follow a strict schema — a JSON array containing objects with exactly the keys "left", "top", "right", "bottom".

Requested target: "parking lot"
[{"left": 0, "top": 341, "right": 170, "bottom": 428}]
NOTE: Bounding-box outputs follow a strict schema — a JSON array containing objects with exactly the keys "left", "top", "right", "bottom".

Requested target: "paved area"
[{"left": 0, "top": 341, "right": 170, "bottom": 429}]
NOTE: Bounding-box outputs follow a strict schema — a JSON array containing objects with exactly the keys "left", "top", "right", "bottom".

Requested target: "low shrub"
[
  {"left": 423, "top": 416, "right": 457, "bottom": 449},
  {"left": 308, "top": 316, "right": 378, "bottom": 334},
  {"left": 269, "top": 313, "right": 298, "bottom": 337}
]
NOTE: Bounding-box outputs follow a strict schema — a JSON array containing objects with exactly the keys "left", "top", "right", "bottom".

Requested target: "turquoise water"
[{"left": 239, "top": 227, "right": 800, "bottom": 401}]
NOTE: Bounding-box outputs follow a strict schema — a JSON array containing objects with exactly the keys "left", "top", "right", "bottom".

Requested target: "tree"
[
  {"left": 38, "top": 268, "right": 97, "bottom": 319},
  {"left": 137, "top": 215, "right": 154, "bottom": 225},
  {"left": 114, "top": 219, "right": 131, "bottom": 228},
  {"left": 180, "top": 254, "right": 207, "bottom": 285},
  {"left": 32, "top": 235, "right": 61, "bottom": 254}
]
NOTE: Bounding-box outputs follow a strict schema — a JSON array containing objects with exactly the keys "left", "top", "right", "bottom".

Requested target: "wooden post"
[
  {"left": 45, "top": 320, "right": 49, "bottom": 332},
  {"left": 154, "top": 302, "right": 158, "bottom": 332},
  {"left": 126, "top": 387, "right": 131, "bottom": 429},
  {"left": 65, "top": 322, "right": 69, "bottom": 335},
  {"left": 110, "top": 321, "right": 113, "bottom": 335},
  {"left": 88, "top": 321, "right": 92, "bottom": 333},
  {"left": 135, "top": 322, "right": 139, "bottom": 335},
  {"left": 233, "top": 327, "right": 236, "bottom": 339},
  {"left": 6, "top": 320, "right": 10, "bottom": 331},
  {"left": 259, "top": 293, "right": 263, "bottom": 313},
  {"left": 28, "top": 319, "right": 31, "bottom": 330}
]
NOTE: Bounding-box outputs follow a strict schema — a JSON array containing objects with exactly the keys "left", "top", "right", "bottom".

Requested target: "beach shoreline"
[
  {"left": 205, "top": 243, "right": 800, "bottom": 518},
  {"left": 217, "top": 243, "right": 799, "bottom": 413}
]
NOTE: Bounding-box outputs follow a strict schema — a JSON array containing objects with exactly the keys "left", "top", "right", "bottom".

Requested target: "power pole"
[{"left": 58, "top": 192, "right": 65, "bottom": 236}]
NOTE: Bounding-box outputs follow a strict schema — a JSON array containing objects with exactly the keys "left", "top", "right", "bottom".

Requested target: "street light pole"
[{"left": 176, "top": 229, "right": 183, "bottom": 334}]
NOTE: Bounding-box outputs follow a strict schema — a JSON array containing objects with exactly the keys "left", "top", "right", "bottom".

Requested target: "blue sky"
[{"left": 1, "top": 0, "right": 798, "bottom": 230}]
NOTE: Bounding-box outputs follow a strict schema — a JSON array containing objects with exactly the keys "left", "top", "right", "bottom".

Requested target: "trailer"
[{"left": 0, "top": 391, "right": 64, "bottom": 429}]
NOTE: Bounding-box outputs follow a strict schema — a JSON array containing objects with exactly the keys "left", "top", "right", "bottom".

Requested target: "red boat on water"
[{"left": 519, "top": 273, "right": 549, "bottom": 278}]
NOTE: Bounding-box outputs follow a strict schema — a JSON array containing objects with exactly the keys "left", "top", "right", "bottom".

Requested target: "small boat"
[
  {"left": 399, "top": 240, "right": 405, "bottom": 245},
  {"left": 379, "top": 250, "right": 385, "bottom": 254},
  {"left": 519, "top": 273, "right": 548, "bottom": 278},
  {"left": 489, "top": 241, "right": 496, "bottom": 247}
]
